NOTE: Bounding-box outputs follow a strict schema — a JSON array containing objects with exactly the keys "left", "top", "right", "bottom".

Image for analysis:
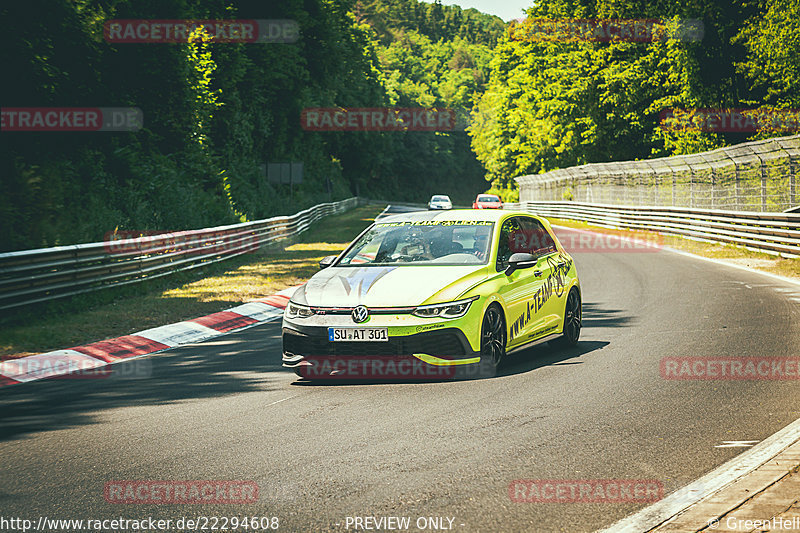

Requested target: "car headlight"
[
  {"left": 285, "top": 301, "right": 314, "bottom": 319},
  {"left": 412, "top": 297, "right": 478, "bottom": 319}
]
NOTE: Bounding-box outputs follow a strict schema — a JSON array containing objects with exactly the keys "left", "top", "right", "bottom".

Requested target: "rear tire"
[{"left": 551, "top": 288, "right": 581, "bottom": 348}]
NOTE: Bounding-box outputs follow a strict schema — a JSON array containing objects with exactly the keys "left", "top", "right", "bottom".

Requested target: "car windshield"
[
  {"left": 338, "top": 221, "right": 493, "bottom": 266},
  {"left": 478, "top": 196, "right": 500, "bottom": 202},
  {"left": 432, "top": 196, "right": 449, "bottom": 201}
]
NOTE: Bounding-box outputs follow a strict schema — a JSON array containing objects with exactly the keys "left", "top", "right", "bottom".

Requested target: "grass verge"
[
  {"left": 0, "top": 204, "right": 385, "bottom": 359},
  {"left": 548, "top": 218, "right": 800, "bottom": 281}
]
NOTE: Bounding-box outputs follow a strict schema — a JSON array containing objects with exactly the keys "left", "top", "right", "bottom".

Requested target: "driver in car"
[{"left": 471, "top": 232, "right": 489, "bottom": 261}]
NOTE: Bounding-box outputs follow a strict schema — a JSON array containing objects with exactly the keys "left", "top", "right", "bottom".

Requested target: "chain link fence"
[{"left": 516, "top": 135, "right": 800, "bottom": 212}]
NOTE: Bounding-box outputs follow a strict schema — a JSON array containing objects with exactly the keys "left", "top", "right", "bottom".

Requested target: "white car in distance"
[{"left": 428, "top": 195, "right": 453, "bottom": 210}]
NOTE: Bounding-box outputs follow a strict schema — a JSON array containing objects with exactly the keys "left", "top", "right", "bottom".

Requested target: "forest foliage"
[
  {"left": 1, "top": 0, "right": 798, "bottom": 250},
  {"left": 469, "top": 0, "right": 800, "bottom": 197},
  {"left": 0, "top": 0, "right": 502, "bottom": 251}
]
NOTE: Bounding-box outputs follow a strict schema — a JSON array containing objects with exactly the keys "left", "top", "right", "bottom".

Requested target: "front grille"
[{"left": 283, "top": 328, "right": 468, "bottom": 357}]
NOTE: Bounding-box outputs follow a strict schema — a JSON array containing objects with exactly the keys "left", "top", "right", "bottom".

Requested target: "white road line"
[
  {"left": 264, "top": 395, "right": 298, "bottom": 408},
  {"left": 375, "top": 204, "right": 393, "bottom": 220},
  {"left": 550, "top": 224, "right": 800, "bottom": 288},
  {"left": 550, "top": 224, "right": 800, "bottom": 531},
  {"left": 714, "top": 440, "right": 760, "bottom": 448},
  {"left": 661, "top": 247, "right": 800, "bottom": 288},
  {"left": 595, "top": 417, "right": 800, "bottom": 532}
]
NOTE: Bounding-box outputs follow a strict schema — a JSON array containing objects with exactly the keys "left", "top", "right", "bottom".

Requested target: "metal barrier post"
[{"left": 760, "top": 157, "right": 768, "bottom": 212}]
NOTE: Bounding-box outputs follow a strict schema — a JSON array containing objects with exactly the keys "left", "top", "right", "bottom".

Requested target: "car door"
[
  {"left": 515, "top": 216, "right": 568, "bottom": 342},
  {"left": 494, "top": 216, "right": 552, "bottom": 350}
]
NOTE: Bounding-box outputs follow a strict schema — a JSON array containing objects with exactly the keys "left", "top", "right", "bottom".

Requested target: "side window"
[
  {"left": 519, "top": 217, "right": 556, "bottom": 257},
  {"left": 496, "top": 217, "right": 522, "bottom": 271},
  {"left": 497, "top": 217, "right": 556, "bottom": 271}
]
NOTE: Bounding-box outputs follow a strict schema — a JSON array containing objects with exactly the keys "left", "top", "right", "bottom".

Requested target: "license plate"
[{"left": 328, "top": 328, "right": 388, "bottom": 342}]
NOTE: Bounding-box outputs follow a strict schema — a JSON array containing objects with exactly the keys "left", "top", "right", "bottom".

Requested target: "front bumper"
[{"left": 282, "top": 324, "right": 487, "bottom": 380}]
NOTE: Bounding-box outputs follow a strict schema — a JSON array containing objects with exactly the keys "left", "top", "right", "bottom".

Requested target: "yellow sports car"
[{"left": 282, "top": 209, "right": 581, "bottom": 380}]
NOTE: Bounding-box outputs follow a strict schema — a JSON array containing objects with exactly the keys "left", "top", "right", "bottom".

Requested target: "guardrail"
[
  {"left": 504, "top": 201, "right": 800, "bottom": 257},
  {"left": 0, "top": 197, "right": 360, "bottom": 312}
]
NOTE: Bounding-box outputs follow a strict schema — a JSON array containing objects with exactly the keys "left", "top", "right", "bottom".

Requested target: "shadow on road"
[
  {"left": 496, "top": 299, "right": 630, "bottom": 375},
  {"left": 500, "top": 340, "right": 609, "bottom": 377},
  {"left": 581, "top": 302, "right": 635, "bottom": 328},
  {"left": 0, "top": 301, "right": 630, "bottom": 440},
  {"left": 288, "top": 339, "right": 609, "bottom": 387},
  {"left": 0, "top": 325, "right": 287, "bottom": 442},
  {"left": 497, "top": 299, "right": 628, "bottom": 376}
]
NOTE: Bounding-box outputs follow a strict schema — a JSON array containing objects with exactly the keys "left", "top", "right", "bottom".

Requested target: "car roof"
[{"left": 377, "top": 208, "right": 536, "bottom": 224}]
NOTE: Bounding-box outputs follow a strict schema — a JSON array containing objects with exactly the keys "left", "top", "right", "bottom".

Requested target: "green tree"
[{"left": 734, "top": 0, "right": 800, "bottom": 108}]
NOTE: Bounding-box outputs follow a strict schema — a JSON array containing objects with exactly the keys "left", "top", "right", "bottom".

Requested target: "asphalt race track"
[{"left": 1, "top": 206, "right": 799, "bottom": 532}]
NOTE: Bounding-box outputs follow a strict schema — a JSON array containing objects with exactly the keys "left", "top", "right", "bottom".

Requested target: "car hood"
[{"left": 293, "top": 265, "right": 486, "bottom": 307}]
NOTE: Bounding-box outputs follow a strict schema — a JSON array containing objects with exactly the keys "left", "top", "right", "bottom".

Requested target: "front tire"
[
  {"left": 480, "top": 304, "right": 507, "bottom": 374},
  {"left": 551, "top": 288, "right": 581, "bottom": 348}
]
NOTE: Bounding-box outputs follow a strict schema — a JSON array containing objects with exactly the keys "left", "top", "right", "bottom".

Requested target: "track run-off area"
[{"left": 1, "top": 205, "right": 798, "bottom": 532}]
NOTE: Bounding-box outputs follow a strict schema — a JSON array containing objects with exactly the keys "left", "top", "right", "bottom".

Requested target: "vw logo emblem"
[{"left": 351, "top": 305, "right": 369, "bottom": 323}]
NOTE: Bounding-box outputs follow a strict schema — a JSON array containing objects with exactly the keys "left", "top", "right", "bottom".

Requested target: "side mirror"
[
  {"left": 319, "top": 255, "right": 337, "bottom": 269},
  {"left": 504, "top": 252, "right": 538, "bottom": 276}
]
